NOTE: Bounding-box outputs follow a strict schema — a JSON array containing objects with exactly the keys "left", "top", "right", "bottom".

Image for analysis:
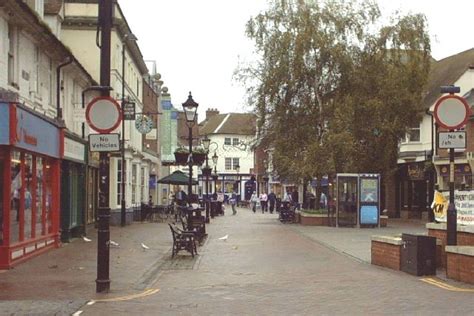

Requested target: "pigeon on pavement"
[
  {"left": 218, "top": 235, "right": 228, "bottom": 241},
  {"left": 141, "top": 243, "right": 150, "bottom": 250},
  {"left": 82, "top": 236, "right": 92, "bottom": 242}
]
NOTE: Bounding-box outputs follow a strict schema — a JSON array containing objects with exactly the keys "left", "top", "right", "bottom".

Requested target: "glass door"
[{"left": 337, "top": 175, "right": 358, "bottom": 227}]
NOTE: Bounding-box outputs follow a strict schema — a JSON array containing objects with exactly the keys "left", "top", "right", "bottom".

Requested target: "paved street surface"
[{"left": 1, "top": 207, "right": 473, "bottom": 315}]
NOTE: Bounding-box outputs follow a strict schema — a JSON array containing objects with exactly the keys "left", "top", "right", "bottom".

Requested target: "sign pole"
[
  {"left": 96, "top": 0, "right": 113, "bottom": 293},
  {"left": 447, "top": 143, "right": 456, "bottom": 245}
]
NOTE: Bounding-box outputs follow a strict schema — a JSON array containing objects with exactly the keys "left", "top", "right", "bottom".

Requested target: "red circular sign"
[
  {"left": 85, "top": 96, "right": 122, "bottom": 133},
  {"left": 433, "top": 95, "right": 470, "bottom": 130}
]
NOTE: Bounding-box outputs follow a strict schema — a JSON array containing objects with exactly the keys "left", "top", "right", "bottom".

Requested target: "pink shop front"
[{"left": 0, "top": 102, "right": 62, "bottom": 269}]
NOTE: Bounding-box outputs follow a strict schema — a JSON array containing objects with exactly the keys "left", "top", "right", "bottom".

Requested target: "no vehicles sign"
[{"left": 89, "top": 134, "right": 120, "bottom": 152}]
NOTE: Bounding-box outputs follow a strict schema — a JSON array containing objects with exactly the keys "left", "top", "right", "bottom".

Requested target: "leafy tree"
[{"left": 237, "top": 0, "right": 431, "bottom": 182}]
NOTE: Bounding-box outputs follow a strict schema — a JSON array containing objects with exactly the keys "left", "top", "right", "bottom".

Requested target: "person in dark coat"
[{"left": 268, "top": 190, "right": 276, "bottom": 214}]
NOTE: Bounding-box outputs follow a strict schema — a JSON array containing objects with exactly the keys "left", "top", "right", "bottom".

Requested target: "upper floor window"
[
  {"left": 232, "top": 138, "right": 239, "bottom": 145},
  {"left": 404, "top": 124, "right": 420, "bottom": 143},
  {"left": 7, "top": 24, "right": 18, "bottom": 88},
  {"left": 224, "top": 138, "right": 231, "bottom": 145},
  {"left": 225, "top": 157, "right": 240, "bottom": 170}
]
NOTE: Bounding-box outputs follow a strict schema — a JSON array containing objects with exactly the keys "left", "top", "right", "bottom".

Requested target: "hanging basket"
[
  {"left": 202, "top": 166, "right": 213, "bottom": 177},
  {"left": 192, "top": 152, "right": 206, "bottom": 165},
  {"left": 174, "top": 152, "right": 189, "bottom": 165}
]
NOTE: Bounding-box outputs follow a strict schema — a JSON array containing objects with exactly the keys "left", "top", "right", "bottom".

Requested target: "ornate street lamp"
[
  {"left": 201, "top": 135, "right": 212, "bottom": 222},
  {"left": 212, "top": 151, "right": 218, "bottom": 193},
  {"left": 182, "top": 92, "right": 199, "bottom": 204}
]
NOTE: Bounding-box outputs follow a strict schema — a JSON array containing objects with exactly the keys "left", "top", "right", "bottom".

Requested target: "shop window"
[
  {"left": 44, "top": 161, "right": 53, "bottom": 234},
  {"left": 24, "top": 154, "right": 33, "bottom": 240},
  {"left": 10, "top": 151, "right": 21, "bottom": 244},
  {"left": 0, "top": 153, "right": 4, "bottom": 245},
  {"left": 36, "top": 157, "right": 43, "bottom": 236}
]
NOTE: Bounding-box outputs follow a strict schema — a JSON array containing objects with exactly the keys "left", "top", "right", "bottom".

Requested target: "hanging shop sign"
[
  {"left": 135, "top": 114, "right": 153, "bottom": 134},
  {"left": 86, "top": 96, "right": 122, "bottom": 133},
  {"left": 123, "top": 101, "right": 136, "bottom": 120},
  {"left": 64, "top": 137, "right": 86, "bottom": 163}
]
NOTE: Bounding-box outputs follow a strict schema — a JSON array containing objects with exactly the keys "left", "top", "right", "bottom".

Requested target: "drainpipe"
[{"left": 56, "top": 57, "right": 73, "bottom": 119}]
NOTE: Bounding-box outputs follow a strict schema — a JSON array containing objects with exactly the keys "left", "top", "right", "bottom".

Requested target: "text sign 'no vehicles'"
[
  {"left": 434, "top": 95, "right": 470, "bottom": 130},
  {"left": 438, "top": 131, "right": 466, "bottom": 149},
  {"left": 89, "top": 134, "right": 120, "bottom": 152}
]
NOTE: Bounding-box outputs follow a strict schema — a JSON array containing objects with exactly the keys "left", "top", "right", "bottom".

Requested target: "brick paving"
[{"left": 1, "top": 208, "right": 473, "bottom": 315}]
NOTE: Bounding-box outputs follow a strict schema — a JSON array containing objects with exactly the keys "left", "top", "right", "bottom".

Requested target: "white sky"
[{"left": 118, "top": 0, "right": 474, "bottom": 119}]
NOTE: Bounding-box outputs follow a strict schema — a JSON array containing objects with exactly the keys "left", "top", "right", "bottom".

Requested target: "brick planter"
[
  {"left": 427, "top": 223, "right": 474, "bottom": 268},
  {"left": 300, "top": 213, "right": 329, "bottom": 226},
  {"left": 371, "top": 235, "right": 402, "bottom": 271},
  {"left": 446, "top": 246, "right": 474, "bottom": 285}
]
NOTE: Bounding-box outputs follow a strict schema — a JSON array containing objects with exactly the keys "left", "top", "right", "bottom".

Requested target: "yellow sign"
[{"left": 432, "top": 191, "right": 448, "bottom": 222}]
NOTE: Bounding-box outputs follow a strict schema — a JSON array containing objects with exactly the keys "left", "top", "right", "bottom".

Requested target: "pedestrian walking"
[
  {"left": 230, "top": 191, "right": 237, "bottom": 215},
  {"left": 250, "top": 191, "right": 258, "bottom": 213},
  {"left": 260, "top": 192, "right": 268, "bottom": 213},
  {"left": 319, "top": 192, "right": 327, "bottom": 209},
  {"left": 268, "top": 190, "right": 276, "bottom": 214}
]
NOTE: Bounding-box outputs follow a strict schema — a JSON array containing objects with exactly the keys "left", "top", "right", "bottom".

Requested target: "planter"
[
  {"left": 202, "top": 167, "right": 212, "bottom": 177},
  {"left": 174, "top": 152, "right": 189, "bottom": 165},
  {"left": 192, "top": 152, "right": 206, "bottom": 165},
  {"left": 300, "top": 212, "right": 329, "bottom": 226}
]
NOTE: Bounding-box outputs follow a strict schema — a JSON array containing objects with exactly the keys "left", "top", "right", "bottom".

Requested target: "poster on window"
[{"left": 431, "top": 190, "right": 474, "bottom": 225}]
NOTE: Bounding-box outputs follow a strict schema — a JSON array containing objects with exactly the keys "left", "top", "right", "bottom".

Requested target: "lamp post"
[
  {"left": 182, "top": 92, "right": 199, "bottom": 204},
  {"left": 120, "top": 32, "right": 137, "bottom": 227},
  {"left": 212, "top": 151, "right": 218, "bottom": 193},
  {"left": 235, "top": 164, "right": 240, "bottom": 203},
  {"left": 202, "top": 135, "right": 212, "bottom": 222},
  {"left": 263, "top": 175, "right": 269, "bottom": 194}
]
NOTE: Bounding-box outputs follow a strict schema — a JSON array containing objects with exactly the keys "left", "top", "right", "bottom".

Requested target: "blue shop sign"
[
  {"left": 14, "top": 105, "right": 60, "bottom": 158},
  {"left": 0, "top": 103, "right": 9, "bottom": 144}
]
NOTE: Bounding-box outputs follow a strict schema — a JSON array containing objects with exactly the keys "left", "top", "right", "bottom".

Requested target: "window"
[
  {"left": 131, "top": 163, "right": 138, "bottom": 205},
  {"left": 404, "top": 124, "right": 420, "bottom": 142},
  {"left": 232, "top": 138, "right": 239, "bottom": 145},
  {"left": 8, "top": 24, "right": 17, "bottom": 87},
  {"left": 224, "top": 138, "right": 231, "bottom": 145},
  {"left": 140, "top": 167, "right": 145, "bottom": 203},
  {"left": 225, "top": 158, "right": 232, "bottom": 170},
  {"left": 233, "top": 158, "right": 240, "bottom": 170},
  {"left": 34, "top": 46, "right": 40, "bottom": 94},
  {"left": 116, "top": 159, "right": 123, "bottom": 206},
  {"left": 225, "top": 157, "right": 240, "bottom": 170},
  {"left": 48, "top": 57, "right": 54, "bottom": 106}
]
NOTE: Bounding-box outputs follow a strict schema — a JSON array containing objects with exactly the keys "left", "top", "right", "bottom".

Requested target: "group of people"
[{"left": 250, "top": 191, "right": 277, "bottom": 214}]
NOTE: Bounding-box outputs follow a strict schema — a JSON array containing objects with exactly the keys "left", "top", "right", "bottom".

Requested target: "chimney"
[{"left": 206, "top": 108, "right": 219, "bottom": 120}]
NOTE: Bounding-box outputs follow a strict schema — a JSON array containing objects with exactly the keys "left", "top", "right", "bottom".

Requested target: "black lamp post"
[
  {"left": 235, "top": 164, "right": 240, "bottom": 202},
  {"left": 182, "top": 92, "right": 199, "bottom": 204},
  {"left": 263, "top": 175, "right": 269, "bottom": 194},
  {"left": 120, "top": 32, "right": 137, "bottom": 227},
  {"left": 212, "top": 151, "right": 218, "bottom": 193},
  {"left": 202, "top": 135, "right": 212, "bottom": 222}
]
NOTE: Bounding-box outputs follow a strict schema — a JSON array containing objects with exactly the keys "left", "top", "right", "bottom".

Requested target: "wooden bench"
[
  {"left": 179, "top": 213, "right": 206, "bottom": 243},
  {"left": 168, "top": 224, "right": 197, "bottom": 258}
]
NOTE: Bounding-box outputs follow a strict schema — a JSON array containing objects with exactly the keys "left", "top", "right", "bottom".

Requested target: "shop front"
[
  {"left": 0, "top": 102, "right": 62, "bottom": 269},
  {"left": 60, "top": 133, "right": 87, "bottom": 242}
]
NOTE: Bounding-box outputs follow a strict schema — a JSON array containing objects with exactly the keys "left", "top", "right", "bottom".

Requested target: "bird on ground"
[
  {"left": 82, "top": 236, "right": 92, "bottom": 242},
  {"left": 218, "top": 235, "right": 228, "bottom": 241},
  {"left": 109, "top": 240, "right": 119, "bottom": 247},
  {"left": 141, "top": 243, "right": 150, "bottom": 250}
]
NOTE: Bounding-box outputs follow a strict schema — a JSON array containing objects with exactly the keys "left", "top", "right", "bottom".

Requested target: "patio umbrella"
[{"left": 157, "top": 170, "right": 198, "bottom": 185}]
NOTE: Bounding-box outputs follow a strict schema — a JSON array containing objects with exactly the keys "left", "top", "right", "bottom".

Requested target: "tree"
[{"left": 237, "top": 0, "right": 431, "bottom": 181}]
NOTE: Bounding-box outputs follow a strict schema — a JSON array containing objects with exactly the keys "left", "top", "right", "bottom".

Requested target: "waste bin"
[
  {"left": 401, "top": 234, "right": 436, "bottom": 276},
  {"left": 309, "top": 197, "right": 316, "bottom": 209}
]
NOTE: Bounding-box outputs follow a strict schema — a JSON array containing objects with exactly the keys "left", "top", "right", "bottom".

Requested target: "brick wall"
[
  {"left": 428, "top": 228, "right": 474, "bottom": 268},
  {"left": 447, "top": 252, "right": 474, "bottom": 285},
  {"left": 300, "top": 214, "right": 329, "bottom": 226},
  {"left": 371, "top": 241, "right": 401, "bottom": 271}
]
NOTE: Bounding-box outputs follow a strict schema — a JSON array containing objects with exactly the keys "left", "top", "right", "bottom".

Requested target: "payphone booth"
[{"left": 336, "top": 173, "right": 380, "bottom": 228}]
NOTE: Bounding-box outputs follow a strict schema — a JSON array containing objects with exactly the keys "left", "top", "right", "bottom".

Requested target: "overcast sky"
[{"left": 118, "top": 0, "right": 474, "bottom": 119}]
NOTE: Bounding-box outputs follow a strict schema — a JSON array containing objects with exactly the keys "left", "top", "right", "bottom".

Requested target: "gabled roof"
[
  {"left": 424, "top": 48, "right": 474, "bottom": 108},
  {"left": 199, "top": 113, "right": 256, "bottom": 136}
]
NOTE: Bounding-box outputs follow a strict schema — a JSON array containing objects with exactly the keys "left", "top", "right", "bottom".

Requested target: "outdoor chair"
[{"left": 168, "top": 223, "right": 197, "bottom": 258}]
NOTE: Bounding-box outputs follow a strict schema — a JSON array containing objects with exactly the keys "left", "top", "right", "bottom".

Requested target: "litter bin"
[
  {"left": 401, "top": 234, "right": 436, "bottom": 276},
  {"left": 309, "top": 197, "right": 316, "bottom": 209}
]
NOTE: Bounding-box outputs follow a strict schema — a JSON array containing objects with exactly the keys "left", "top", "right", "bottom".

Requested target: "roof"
[
  {"left": 44, "top": 0, "right": 63, "bottom": 15},
  {"left": 424, "top": 48, "right": 474, "bottom": 108},
  {"left": 199, "top": 113, "right": 256, "bottom": 136}
]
